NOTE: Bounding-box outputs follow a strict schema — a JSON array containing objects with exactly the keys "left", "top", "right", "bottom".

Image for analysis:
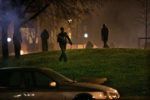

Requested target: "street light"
[
  {"left": 7, "top": 37, "right": 12, "bottom": 42},
  {"left": 68, "top": 19, "right": 72, "bottom": 23},
  {"left": 84, "top": 33, "right": 88, "bottom": 38},
  {"left": 84, "top": 33, "right": 88, "bottom": 48},
  {"left": 67, "top": 19, "right": 72, "bottom": 39}
]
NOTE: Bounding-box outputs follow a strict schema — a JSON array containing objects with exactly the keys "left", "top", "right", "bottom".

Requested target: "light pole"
[
  {"left": 145, "top": 0, "right": 148, "bottom": 48},
  {"left": 67, "top": 19, "right": 72, "bottom": 49},
  {"left": 84, "top": 33, "right": 88, "bottom": 48}
]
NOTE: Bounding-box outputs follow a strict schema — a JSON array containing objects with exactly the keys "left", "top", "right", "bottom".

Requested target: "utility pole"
[
  {"left": 145, "top": 0, "right": 148, "bottom": 48},
  {"left": 76, "top": 0, "right": 78, "bottom": 48}
]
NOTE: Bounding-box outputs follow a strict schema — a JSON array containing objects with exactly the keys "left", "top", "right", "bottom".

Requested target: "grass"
[{"left": 0, "top": 48, "right": 150, "bottom": 98}]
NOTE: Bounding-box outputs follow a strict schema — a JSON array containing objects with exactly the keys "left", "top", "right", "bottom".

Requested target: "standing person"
[
  {"left": 41, "top": 29, "right": 49, "bottom": 51},
  {"left": 13, "top": 29, "right": 22, "bottom": 59},
  {"left": 57, "top": 27, "right": 72, "bottom": 62},
  {"left": 101, "top": 24, "right": 109, "bottom": 48}
]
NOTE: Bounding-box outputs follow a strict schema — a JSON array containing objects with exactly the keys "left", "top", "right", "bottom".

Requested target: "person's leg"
[
  {"left": 62, "top": 44, "right": 67, "bottom": 62},
  {"left": 43, "top": 41, "right": 46, "bottom": 51},
  {"left": 14, "top": 44, "right": 17, "bottom": 58},
  {"left": 104, "top": 40, "right": 108, "bottom": 48},
  {"left": 59, "top": 52, "right": 63, "bottom": 61},
  {"left": 103, "top": 41, "right": 106, "bottom": 48},
  {"left": 42, "top": 40, "right": 45, "bottom": 51},
  {"left": 59, "top": 44, "right": 67, "bottom": 62},
  {"left": 16, "top": 48, "right": 20, "bottom": 58},
  {"left": 45, "top": 40, "right": 48, "bottom": 51},
  {"left": 15, "top": 43, "right": 21, "bottom": 58},
  {"left": 104, "top": 40, "right": 109, "bottom": 48},
  {"left": 59, "top": 44, "right": 64, "bottom": 61}
]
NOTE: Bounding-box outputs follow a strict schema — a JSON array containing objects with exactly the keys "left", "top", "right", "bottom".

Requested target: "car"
[{"left": 0, "top": 67, "right": 120, "bottom": 100}]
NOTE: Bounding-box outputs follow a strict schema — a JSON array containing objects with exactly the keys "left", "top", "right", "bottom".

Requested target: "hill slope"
[{"left": 0, "top": 48, "right": 149, "bottom": 97}]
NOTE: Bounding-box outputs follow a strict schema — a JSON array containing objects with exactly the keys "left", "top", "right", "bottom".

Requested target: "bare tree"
[{"left": 0, "top": 0, "right": 105, "bottom": 61}]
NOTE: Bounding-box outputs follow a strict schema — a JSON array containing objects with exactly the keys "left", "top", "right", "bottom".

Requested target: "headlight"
[
  {"left": 92, "top": 92, "right": 107, "bottom": 99},
  {"left": 107, "top": 90, "right": 120, "bottom": 99}
]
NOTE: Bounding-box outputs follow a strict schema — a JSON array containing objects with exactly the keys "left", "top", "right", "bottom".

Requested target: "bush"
[{"left": 86, "top": 41, "right": 93, "bottom": 48}]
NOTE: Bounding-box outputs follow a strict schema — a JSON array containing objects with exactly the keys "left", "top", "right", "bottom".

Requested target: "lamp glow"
[
  {"left": 7, "top": 37, "right": 12, "bottom": 42},
  {"left": 68, "top": 19, "right": 72, "bottom": 23},
  {"left": 20, "top": 50, "right": 24, "bottom": 55},
  {"left": 84, "top": 33, "right": 88, "bottom": 38}
]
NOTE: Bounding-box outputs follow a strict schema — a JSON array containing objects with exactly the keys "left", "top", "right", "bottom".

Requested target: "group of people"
[
  {"left": 12, "top": 24, "right": 109, "bottom": 61},
  {"left": 41, "top": 27, "right": 72, "bottom": 62},
  {"left": 41, "top": 24, "right": 109, "bottom": 62}
]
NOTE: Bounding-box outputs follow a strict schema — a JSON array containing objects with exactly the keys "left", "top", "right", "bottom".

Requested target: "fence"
[{"left": 138, "top": 37, "right": 150, "bottom": 48}]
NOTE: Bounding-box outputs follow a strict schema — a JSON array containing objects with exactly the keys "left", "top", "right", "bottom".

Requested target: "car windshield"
[{"left": 41, "top": 68, "right": 74, "bottom": 84}]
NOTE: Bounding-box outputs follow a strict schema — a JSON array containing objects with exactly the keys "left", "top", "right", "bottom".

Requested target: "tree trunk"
[
  {"left": 1, "top": 23, "right": 9, "bottom": 59},
  {"left": 13, "top": 24, "right": 22, "bottom": 59}
]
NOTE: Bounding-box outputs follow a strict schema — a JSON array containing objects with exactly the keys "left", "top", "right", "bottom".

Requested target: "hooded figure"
[
  {"left": 101, "top": 24, "right": 109, "bottom": 48},
  {"left": 41, "top": 29, "right": 49, "bottom": 51}
]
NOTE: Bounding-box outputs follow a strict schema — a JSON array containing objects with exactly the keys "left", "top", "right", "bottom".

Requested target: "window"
[
  {"left": 9, "top": 72, "right": 21, "bottom": 87},
  {"left": 0, "top": 71, "right": 10, "bottom": 87},
  {"left": 0, "top": 71, "right": 22, "bottom": 89},
  {"left": 23, "top": 72, "right": 34, "bottom": 89},
  {"left": 34, "top": 72, "right": 53, "bottom": 88}
]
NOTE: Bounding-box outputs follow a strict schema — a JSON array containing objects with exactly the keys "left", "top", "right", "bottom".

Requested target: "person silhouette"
[
  {"left": 13, "top": 29, "right": 22, "bottom": 59},
  {"left": 41, "top": 29, "right": 49, "bottom": 51},
  {"left": 57, "top": 27, "right": 72, "bottom": 62},
  {"left": 101, "top": 24, "right": 109, "bottom": 48}
]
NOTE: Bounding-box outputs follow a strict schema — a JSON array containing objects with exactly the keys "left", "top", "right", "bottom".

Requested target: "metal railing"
[{"left": 138, "top": 37, "right": 150, "bottom": 48}]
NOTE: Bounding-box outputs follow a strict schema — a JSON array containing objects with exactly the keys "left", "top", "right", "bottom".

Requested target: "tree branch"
[
  {"left": 21, "top": 0, "right": 36, "bottom": 18},
  {"left": 21, "top": 3, "right": 50, "bottom": 26}
]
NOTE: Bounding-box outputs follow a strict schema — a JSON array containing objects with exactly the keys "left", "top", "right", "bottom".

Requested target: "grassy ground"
[{"left": 0, "top": 48, "right": 150, "bottom": 98}]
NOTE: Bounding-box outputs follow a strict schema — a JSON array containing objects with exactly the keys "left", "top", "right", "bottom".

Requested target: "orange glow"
[
  {"left": 20, "top": 50, "right": 24, "bottom": 55},
  {"left": 50, "top": 82, "right": 56, "bottom": 87},
  {"left": 69, "top": 32, "right": 71, "bottom": 39},
  {"left": 0, "top": 86, "right": 7, "bottom": 88},
  {"left": 20, "top": 50, "right": 28, "bottom": 55}
]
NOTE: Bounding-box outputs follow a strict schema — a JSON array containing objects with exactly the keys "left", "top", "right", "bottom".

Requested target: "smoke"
[
  {"left": 0, "top": 0, "right": 24, "bottom": 56},
  {"left": 0, "top": 0, "right": 23, "bottom": 28},
  {"left": 82, "top": 0, "right": 149, "bottom": 48}
]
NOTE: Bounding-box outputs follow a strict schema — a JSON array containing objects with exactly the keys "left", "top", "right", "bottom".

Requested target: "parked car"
[{"left": 0, "top": 67, "right": 120, "bottom": 100}]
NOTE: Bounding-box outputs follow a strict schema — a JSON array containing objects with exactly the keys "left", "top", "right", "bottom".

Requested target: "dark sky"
[{"left": 1, "top": 0, "right": 150, "bottom": 51}]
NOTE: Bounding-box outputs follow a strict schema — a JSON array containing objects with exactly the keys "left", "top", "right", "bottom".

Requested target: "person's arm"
[{"left": 66, "top": 33, "right": 72, "bottom": 45}]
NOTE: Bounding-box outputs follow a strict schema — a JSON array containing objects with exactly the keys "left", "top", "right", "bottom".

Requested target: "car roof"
[{"left": 0, "top": 67, "right": 46, "bottom": 71}]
